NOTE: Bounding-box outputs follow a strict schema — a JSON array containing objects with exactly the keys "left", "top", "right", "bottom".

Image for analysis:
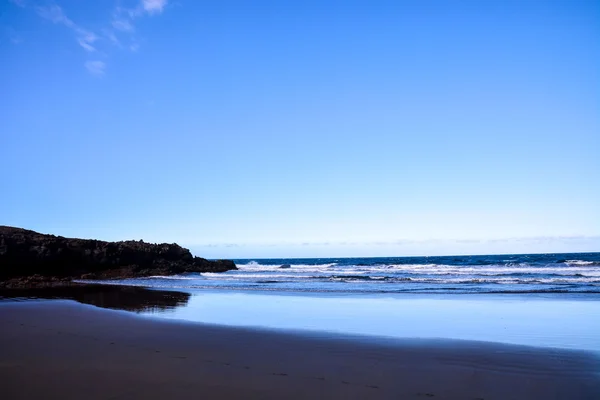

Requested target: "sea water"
[
  {"left": 73, "top": 252, "right": 600, "bottom": 351},
  {"left": 92, "top": 252, "right": 600, "bottom": 294}
]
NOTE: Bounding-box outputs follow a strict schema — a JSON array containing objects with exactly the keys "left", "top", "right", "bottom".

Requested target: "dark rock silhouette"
[{"left": 0, "top": 226, "right": 236, "bottom": 287}]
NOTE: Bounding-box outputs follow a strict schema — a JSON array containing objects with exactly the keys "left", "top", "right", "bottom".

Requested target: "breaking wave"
[{"left": 87, "top": 253, "right": 600, "bottom": 294}]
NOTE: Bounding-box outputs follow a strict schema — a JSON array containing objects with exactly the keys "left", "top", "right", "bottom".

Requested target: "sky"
[{"left": 1, "top": 0, "right": 599, "bottom": 258}]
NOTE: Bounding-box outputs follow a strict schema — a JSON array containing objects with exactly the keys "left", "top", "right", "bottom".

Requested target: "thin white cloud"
[
  {"left": 103, "top": 29, "right": 121, "bottom": 46},
  {"left": 112, "top": 17, "right": 134, "bottom": 32},
  {"left": 110, "top": 0, "right": 169, "bottom": 50},
  {"left": 85, "top": 60, "right": 106, "bottom": 76},
  {"left": 36, "top": 4, "right": 73, "bottom": 26},
  {"left": 129, "top": 40, "right": 140, "bottom": 52},
  {"left": 142, "top": 0, "right": 168, "bottom": 14},
  {"left": 36, "top": 5, "right": 98, "bottom": 52},
  {"left": 76, "top": 31, "right": 98, "bottom": 52},
  {"left": 12, "top": 0, "right": 171, "bottom": 75},
  {"left": 193, "top": 236, "right": 600, "bottom": 249}
]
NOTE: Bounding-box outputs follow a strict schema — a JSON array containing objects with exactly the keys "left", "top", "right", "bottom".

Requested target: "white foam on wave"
[
  {"left": 566, "top": 260, "right": 596, "bottom": 266},
  {"left": 236, "top": 261, "right": 338, "bottom": 272},
  {"left": 402, "top": 277, "right": 524, "bottom": 284},
  {"left": 379, "top": 264, "right": 600, "bottom": 276},
  {"left": 201, "top": 272, "right": 600, "bottom": 284},
  {"left": 201, "top": 273, "right": 317, "bottom": 280},
  {"left": 236, "top": 261, "right": 597, "bottom": 274},
  {"left": 337, "top": 276, "right": 600, "bottom": 284},
  {"left": 217, "top": 261, "right": 600, "bottom": 278},
  {"left": 147, "top": 275, "right": 199, "bottom": 280}
]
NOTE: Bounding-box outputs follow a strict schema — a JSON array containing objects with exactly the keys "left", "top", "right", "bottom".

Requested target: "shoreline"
[
  {"left": 1, "top": 300, "right": 599, "bottom": 399},
  {"left": 2, "top": 284, "right": 600, "bottom": 353}
]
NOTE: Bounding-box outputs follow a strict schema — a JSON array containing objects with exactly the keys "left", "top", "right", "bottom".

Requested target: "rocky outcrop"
[{"left": 0, "top": 226, "right": 236, "bottom": 287}]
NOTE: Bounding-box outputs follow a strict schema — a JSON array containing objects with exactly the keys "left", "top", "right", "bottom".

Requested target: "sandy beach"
[{"left": 1, "top": 300, "right": 598, "bottom": 400}]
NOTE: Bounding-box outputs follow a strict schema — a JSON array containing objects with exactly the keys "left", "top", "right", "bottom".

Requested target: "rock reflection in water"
[{"left": 0, "top": 285, "right": 190, "bottom": 313}]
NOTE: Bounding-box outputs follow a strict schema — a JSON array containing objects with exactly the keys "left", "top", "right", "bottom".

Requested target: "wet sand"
[{"left": 1, "top": 301, "right": 599, "bottom": 399}]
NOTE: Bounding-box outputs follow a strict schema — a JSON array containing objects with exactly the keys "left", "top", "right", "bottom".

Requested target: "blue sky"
[{"left": 1, "top": 0, "right": 599, "bottom": 258}]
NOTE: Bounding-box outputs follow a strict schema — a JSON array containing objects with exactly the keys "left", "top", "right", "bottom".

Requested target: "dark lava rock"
[
  {"left": 279, "top": 264, "right": 291, "bottom": 269},
  {"left": 0, "top": 226, "right": 236, "bottom": 287}
]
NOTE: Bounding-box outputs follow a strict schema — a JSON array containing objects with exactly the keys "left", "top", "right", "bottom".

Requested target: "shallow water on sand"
[
  {"left": 137, "top": 290, "right": 600, "bottom": 352},
  {"left": 2, "top": 286, "right": 599, "bottom": 353}
]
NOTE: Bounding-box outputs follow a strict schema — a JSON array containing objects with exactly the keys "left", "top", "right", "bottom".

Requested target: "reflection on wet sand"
[{"left": 0, "top": 285, "right": 190, "bottom": 313}]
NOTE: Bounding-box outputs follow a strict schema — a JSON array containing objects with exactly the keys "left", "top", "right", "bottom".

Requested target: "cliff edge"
[{"left": 0, "top": 226, "right": 236, "bottom": 287}]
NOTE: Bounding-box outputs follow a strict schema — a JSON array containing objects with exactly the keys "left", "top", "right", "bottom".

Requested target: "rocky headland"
[{"left": 0, "top": 226, "right": 236, "bottom": 288}]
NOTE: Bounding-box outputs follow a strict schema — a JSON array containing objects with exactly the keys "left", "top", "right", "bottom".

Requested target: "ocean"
[
  {"left": 86, "top": 252, "right": 600, "bottom": 294},
  {"left": 5, "top": 252, "right": 600, "bottom": 352}
]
